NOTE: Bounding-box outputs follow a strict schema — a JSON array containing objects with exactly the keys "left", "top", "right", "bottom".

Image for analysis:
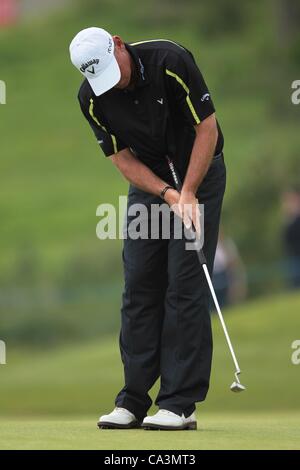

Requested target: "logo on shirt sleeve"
[{"left": 201, "top": 93, "right": 210, "bottom": 102}]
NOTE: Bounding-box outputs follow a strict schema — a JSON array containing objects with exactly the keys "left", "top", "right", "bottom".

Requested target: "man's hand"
[
  {"left": 178, "top": 190, "right": 201, "bottom": 236},
  {"left": 164, "top": 188, "right": 180, "bottom": 207},
  {"left": 164, "top": 189, "right": 200, "bottom": 236},
  {"left": 164, "top": 188, "right": 184, "bottom": 220}
]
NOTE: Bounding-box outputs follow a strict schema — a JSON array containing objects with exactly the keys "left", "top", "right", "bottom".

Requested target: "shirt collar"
[{"left": 125, "top": 43, "right": 150, "bottom": 88}]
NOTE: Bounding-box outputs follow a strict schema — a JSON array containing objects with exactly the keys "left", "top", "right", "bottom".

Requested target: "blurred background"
[{"left": 0, "top": 0, "right": 300, "bottom": 435}]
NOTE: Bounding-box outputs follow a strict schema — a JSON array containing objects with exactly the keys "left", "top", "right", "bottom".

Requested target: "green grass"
[
  {"left": 0, "top": 2, "right": 300, "bottom": 449},
  {"left": 1, "top": 0, "right": 299, "bottom": 347},
  {"left": 1, "top": 292, "right": 300, "bottom": 415},
  {"left": 0, "top": 0, "right": 298, "bottom": 287},
  {"left": 1, "top": 292, "right": 300, "bottom": 448},
  {"left": 1, "top": 412, "right": 300, "bottom": 450}
]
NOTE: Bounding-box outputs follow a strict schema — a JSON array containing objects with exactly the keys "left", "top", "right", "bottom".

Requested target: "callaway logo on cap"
[{"left": 69, "top": 27, "right": 121, "bottom": 96}]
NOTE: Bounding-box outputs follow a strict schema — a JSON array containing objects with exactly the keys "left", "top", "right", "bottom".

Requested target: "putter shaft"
[{"left": 166, "top": 155, "right": 245, "bottom": 390}]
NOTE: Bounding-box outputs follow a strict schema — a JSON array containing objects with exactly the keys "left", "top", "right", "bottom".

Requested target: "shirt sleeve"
[
  {"left": 78, "top": 93, "right": 128, "bottom": 157},
  {"left": 165, "top": 49, "right": 215, "bottom": 125}
]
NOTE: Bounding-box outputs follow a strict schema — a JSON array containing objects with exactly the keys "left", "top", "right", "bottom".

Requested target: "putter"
[{"left": 166, "top": 156, "right": 246, "bottom": 393}]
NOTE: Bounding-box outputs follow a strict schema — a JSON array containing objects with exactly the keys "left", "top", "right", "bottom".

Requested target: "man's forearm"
[
  {"left": 110, "top": 148, "right": 168, "bottom": 196},
  {"left": 182, "top": 114, "right": 218, "bottom": 195}
]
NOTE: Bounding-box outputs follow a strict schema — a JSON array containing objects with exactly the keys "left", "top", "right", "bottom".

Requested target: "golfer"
[{"left": 70, "top": 27, "right": 226, "bottom": 430}]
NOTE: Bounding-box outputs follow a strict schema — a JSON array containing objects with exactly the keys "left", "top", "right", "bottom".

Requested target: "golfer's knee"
[{"left": 125, "top": 267, "right": 160, "bottom": 292}]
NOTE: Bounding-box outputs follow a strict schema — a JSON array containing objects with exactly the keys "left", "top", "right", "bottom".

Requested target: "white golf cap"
[{"left": 69, "top": 27, "right": 121, "bottom": 96}]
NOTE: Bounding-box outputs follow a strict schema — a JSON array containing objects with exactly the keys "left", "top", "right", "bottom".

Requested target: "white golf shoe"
[
  {"left": 142, "top": 409, "right": 197, "bottom": 430},
  {"left": 97, "top": 407, "right": 140, "bottom": 429}
]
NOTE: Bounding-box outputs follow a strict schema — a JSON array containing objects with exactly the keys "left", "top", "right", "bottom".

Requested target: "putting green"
[
  {"left": 1, "top": 293, "right": 300, "bottom": 449},
  {"left": 1, "top": 412, "right": 299, "bottom": 450}
]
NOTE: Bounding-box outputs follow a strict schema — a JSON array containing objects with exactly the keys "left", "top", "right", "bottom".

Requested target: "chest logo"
[{"left": 157, "top": 98, "right": 164, "bottom": 105}]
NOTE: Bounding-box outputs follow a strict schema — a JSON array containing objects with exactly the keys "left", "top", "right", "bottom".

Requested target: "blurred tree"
[
  {"left": 60, "top": 246, "right": 122, "bottom": 288},
  {"left": 13, "top": 244, "right": 40, "bottom": 286},
  {"left": 195, "top": 0, "right": 252, "bottom": 37},
  {"left": 276, "top": 0, "right": 300, "bottom": 46},
  {"left": 275, "top": 0, "right": 300, "bottom": 68}
]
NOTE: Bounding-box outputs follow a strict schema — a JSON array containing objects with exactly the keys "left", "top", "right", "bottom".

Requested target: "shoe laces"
[
  {"left": 159, "top": 409, "right": 178, "bottom": 417},
  {"left": 115, "top": 407, "right": 133, "bottom": 416},
  {"left": 115, "top": 407, "right": 128, "bottom": 413}
]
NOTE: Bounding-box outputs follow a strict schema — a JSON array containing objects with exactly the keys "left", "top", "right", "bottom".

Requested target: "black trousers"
[{"left": 115, "top": 155, "right": 226, "bottom": 420}]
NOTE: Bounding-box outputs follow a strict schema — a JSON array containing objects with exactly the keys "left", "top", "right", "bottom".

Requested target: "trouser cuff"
[{"left": 157, "top": 403, "right": 196, "bottom": 418}]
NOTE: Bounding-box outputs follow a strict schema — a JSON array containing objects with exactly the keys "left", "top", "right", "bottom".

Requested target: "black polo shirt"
[{"left": 78, "top": 39, "right": 224, "bottom": 182}]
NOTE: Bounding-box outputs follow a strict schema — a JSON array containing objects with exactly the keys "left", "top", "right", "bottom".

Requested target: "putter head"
[
  {"left": 230, "top": 370, "right": 246, "bottom": 393},
  {"left": 230, "top": 381, "right": 246, "bottom": 392}
]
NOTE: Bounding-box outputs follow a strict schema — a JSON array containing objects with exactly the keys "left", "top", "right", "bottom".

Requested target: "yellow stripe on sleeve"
[
  {"left": 130, "top": 39, "right": 185, "bottom": 50},
  {"left": 165, "top": 69, "right": 201, "bottom": 125},
  {"left": 111, "top": 134, "right": 118, "bottom": 154},
  {"left": 89, "top": 98, "right": 118, "bottom": 153}
]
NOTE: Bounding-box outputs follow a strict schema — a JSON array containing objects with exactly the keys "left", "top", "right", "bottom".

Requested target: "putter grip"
[
  {"left": 166, "top": 156, "right": 182, "bottom": 191},
  {"left": 166, "top": 156, "right": 207, "bottom": 265}
]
